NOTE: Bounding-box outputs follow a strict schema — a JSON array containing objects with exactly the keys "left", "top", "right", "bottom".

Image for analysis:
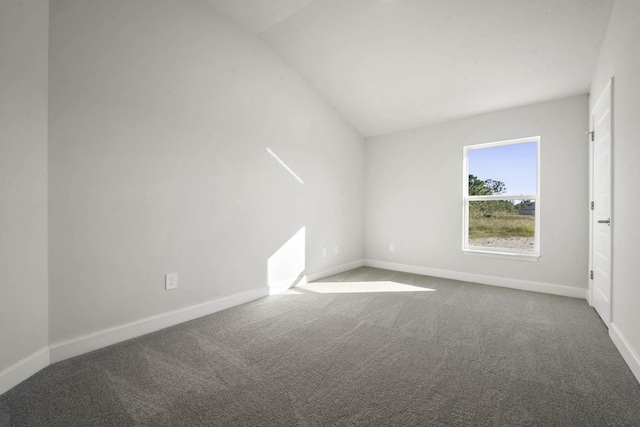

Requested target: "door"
[{"left": 590, "top": 79, "right": 613, "bottom": 327}]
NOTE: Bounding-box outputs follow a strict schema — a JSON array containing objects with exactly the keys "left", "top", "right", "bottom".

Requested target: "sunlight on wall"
[
  {"left": 266, "top": 147, "right": 304, "bottom": 184},
  {"left": 267, "top": 227, "right": 306, "bottom": 294},
  {"left": 289, "top": 281, "right": 435, "bottom": 294}
]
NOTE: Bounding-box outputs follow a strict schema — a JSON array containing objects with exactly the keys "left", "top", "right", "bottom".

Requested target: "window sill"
[{"left": 463, "top": 248, "right": 540, "bottom": 262}]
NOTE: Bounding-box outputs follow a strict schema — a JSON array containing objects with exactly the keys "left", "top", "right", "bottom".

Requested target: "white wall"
[
  {"left": 48, "top": 0, "right": 364, "bottom": 348},
  {"left": 590, "top": 0, "right": 640, "bottom": 382},
  {"left": 365, "top": 95, "right": 589, "bottom": 295},
  {"left": 0, "top": 0, "right": 50, "bottom": 392}
]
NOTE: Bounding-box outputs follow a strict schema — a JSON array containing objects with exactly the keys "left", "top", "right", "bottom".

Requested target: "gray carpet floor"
[{"left": 1, "top": 267, "right": 640, "bottom": 426}]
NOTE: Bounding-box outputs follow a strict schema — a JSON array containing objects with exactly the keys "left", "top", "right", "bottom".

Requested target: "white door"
[{"left": 590, "top": 79, "right": 613, "bottom": 327}]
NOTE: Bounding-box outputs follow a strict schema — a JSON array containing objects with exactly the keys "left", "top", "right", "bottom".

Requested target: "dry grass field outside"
[{"left": 469, "top": 213, "right": 535, "bottom": 250}]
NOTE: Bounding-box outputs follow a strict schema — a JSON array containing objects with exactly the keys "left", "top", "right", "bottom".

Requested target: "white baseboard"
[
  {"left": 364, "top": 259, "right": 588, "bottom": 299},
  {"left": 268, "top": 279, "right": 302, "bottom": 295},
  {"left": 0, "top": 347, "right": 50, "bottom": 396},
  {"left": 610, "top": 323, "right": 640, "bottom": 385},
  {"left": 49, "top": 287, "right": 268, "bottom": 364},
  {"left": 268, "top": 272, "right": 307, "bottom": 295},
  {"left": 306, "top": 259, "right": 365, "bottom": 283}
]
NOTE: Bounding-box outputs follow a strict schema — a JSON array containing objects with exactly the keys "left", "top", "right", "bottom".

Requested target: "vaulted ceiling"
[{"left": 206, "top": 0, "right": 614, "bottom": 137}]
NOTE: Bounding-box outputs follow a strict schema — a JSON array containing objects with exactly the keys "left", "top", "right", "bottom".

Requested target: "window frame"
[{"left": 462, "top": 136, "right": 541, "bottom": 261}]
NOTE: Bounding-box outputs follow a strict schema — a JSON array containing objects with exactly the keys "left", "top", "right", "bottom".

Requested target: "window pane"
[
  {"left": 468, "top": 141, "right": 536, "bottom": 196},
  {"left": 468, "top": 200, "right": 535, "bottom": 251}
]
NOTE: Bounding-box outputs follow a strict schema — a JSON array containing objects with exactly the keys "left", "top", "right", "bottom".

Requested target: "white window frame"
[{"left": 462, "top": 136, "right": 541, "bottom": 261}]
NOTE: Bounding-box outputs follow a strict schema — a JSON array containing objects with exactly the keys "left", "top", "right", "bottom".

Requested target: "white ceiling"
[
  {"left": 204, "top": 0, "right": 314, "bottom": 34},
  {"left": 206, "top": 0, "right": 615, "bottom": 137}
]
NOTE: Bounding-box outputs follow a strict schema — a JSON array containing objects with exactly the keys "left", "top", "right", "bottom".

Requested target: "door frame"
[{"left": 588, "top": 77, "right": 614, "bottom": 321}]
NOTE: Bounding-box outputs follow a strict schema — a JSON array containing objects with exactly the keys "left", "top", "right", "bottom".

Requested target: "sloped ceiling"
[
  {"left": 206, "top": 0, "right": 614, "bottom": 137},
  {"left": 203, "top": 0, "right": 314, "bottom": 34}
]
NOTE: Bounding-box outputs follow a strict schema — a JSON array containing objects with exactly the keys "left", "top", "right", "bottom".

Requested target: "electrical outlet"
[
  {"left": 389, "top": 243, "right": 395, "bottom": 252},
  {"left": 334, "top": 245, "right": 339, "bottom": 255},
  {"left": 165, "top": 273, "right": 178, "bottom": 290},
  {"left": 322, "top": 247, "right": 327, "bottom": 258}
]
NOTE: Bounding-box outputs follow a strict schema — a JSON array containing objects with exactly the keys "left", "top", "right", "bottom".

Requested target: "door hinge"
[
  {"left": 590, "top": 270, "right": 594, "bottom": 280},
  {"left": 591, "top": 201, "right": 594, "bottom": 210}
]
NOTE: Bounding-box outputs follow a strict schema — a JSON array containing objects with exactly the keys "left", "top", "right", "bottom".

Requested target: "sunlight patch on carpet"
[{"left": 290, "top": 281, "right": 435, "bottom": 294}]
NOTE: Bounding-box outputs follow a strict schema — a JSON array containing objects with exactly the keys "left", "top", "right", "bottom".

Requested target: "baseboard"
[
  {"left": 610, "top": 323, "right": 640, "bottom": 385},
  {"left": 306, "top": 259, "right": 365, "bottom": 283},
  {"left": 49, "top": 287, "right": 268, "bottom": 364},
  {"left": 364, "top": 259, "right": 588, "bottom": 299},
  {"left": 268, "top": 272, "right": 307, "bottom": 295},
  {"left": 0, "top": 347, "right": 50, "bottom": 396}
]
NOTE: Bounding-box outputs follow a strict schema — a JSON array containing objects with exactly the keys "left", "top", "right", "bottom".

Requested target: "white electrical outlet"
[
  {"left": 322, "top": 247, "right": 327, "bottom": 258},
  {"left": 165, "top": 273, "right": 178, "bottom": 290},
  {"left": 334, "top": 245, "right": 339, "bottom": 255},
  {"left": 389, "top": 243, "right": 395, "bottom": 252}
]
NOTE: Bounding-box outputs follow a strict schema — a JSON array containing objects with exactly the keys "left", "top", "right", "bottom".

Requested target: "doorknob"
[{"left": 597, "top": 218, "right": 611, "bottom": 225}]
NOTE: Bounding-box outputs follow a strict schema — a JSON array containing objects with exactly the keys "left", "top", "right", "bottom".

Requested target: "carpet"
[{"left": 1, "top": 267, "right": 639, "bottom": 426}]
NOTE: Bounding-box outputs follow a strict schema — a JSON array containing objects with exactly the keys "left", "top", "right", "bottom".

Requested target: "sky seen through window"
[{"left": 468, "top": 141, "right": 537, "bottom": 196}]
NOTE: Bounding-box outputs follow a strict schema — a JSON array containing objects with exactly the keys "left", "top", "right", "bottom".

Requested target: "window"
[{"left": 463, "top": 136, "right": 540, "bottom": 260}]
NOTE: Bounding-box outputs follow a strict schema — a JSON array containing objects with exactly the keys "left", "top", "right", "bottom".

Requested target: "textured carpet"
[{"left": 1, "top": 267, "right": 640, "bottom": 426}]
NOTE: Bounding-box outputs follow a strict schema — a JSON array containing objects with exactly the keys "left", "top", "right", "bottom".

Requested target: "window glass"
[
  {"left": 468, "top": 142, "right": 537, "bottom": 196},
  {"left": 464, "top": 138, "right": 539, "bottom": 258},
  {"left": 468, "top": 199, "right": 536, "bottom": 252}
]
